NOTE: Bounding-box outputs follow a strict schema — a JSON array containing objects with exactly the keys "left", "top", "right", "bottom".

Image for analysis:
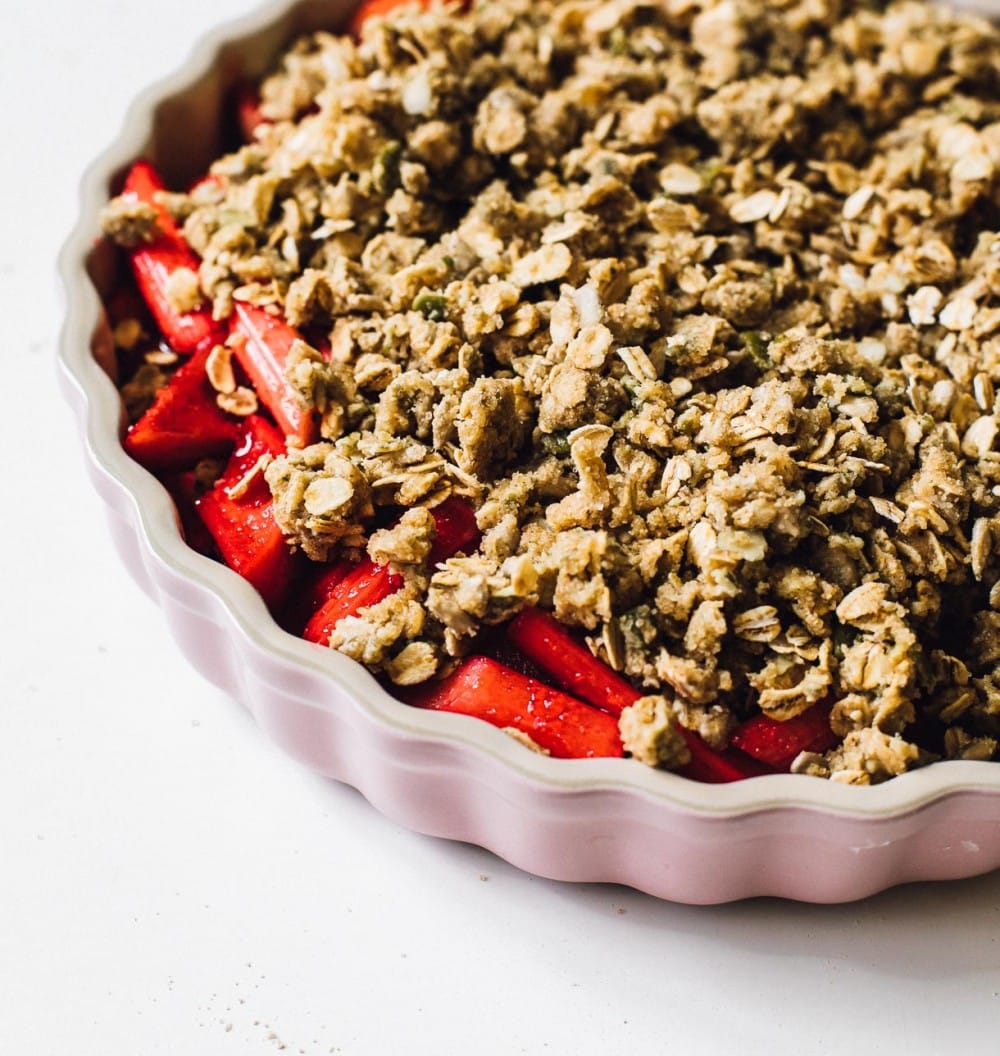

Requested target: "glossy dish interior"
[{"left": 58, "top": 0, "right": 1000, "bottom": 902}]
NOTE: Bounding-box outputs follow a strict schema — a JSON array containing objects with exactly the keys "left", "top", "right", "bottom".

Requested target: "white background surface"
[{"left": 5, "top": 1, "right": 1000, "bottom": 1053}]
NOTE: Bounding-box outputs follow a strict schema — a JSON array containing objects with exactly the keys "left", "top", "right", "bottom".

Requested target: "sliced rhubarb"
[
  {"left": 506, "top": 607, "right": 765, "bottom": 783},
  {"left": 679, "top": 742, "right": 769, "bottom": 783},
  {"left": 195, "top": 415, "right": 296, "bottom": 610},
  {"left": 424, "top": 495, "right": 481, "bottom": 563},
  {"left": 302, "top": 496, "right": 480, "bottom": 643},
  {"left": 276, "top": 555, "right": 362, "bottom": 637},
  {"left": 161, "top": 469, "right": 217, "bottom": 557},
  {"left": 120, "top": 160, "right": 225, "bottom": 355},
  {"left": 730, "top": 704, "right": 837, "bottom": 771},
  {"left": 229, "top": 302, "right": 318, "bottom": 446},
  {"left": 302, "top": 561, "right": 404, "bottom": 644},
  {"left": 507, "top": 605, "right": 638, "bottom": 716},
  {"left": 293, "top": 560, "right": 355, "bottom": 625},
  {"left": 124, "top": 343, "right": 240, "bottom": 470},
  {"left": 404, "top": 656, "right": 624, "bottom": 760}
]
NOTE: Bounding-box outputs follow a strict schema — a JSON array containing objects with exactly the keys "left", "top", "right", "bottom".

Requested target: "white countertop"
[{"left": 5, "top": 1, "right": 1000, "bottom": 1052}]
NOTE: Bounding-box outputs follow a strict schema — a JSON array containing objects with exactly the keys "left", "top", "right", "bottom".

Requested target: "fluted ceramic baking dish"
[{"left": 58, "top": 0, "right": 1000, "bottom": 903}]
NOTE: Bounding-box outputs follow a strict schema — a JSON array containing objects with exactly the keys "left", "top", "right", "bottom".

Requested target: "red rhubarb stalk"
[
  {"left": 507, "top": 606, "right": 637, "bottom": 715},
  {"left": 302, "top": 562, "right": 404, "bottom": 644},
  {"left": 292, "top": 559, "right": 355, "bottom": 627},
  {"left": 506, "top": 607, "right": 765, "bottom": 783},
  {"left": 228, "top": 302, "right": 319, "bottom": 446},
  {"left": 730, "top": 704, "right": 837, "bottom": 771},
  {"left": 195, "top": 415, "right": 296, "bottom": 611},
  {"left": 160, "top": 469, "right": 218, "bottom": 557},
  {"left": 120, "top": 160, "right": 225, "bottom": 355},
  {"left": 302, "top": 496, "right": 480, "bottom": 643},
  {"left": 405, "top": 656, "right": 624, "bottom": 760},
  {"left": 423, "top": 494, "right": 480, "bottom": 564},
  {"left": 124, "top": 342, "right": 240, "bottom": 470}
]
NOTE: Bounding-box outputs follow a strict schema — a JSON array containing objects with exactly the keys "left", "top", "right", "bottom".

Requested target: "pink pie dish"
[{"left": 58, "top": 0, "right": 1000, "bottom": 903}]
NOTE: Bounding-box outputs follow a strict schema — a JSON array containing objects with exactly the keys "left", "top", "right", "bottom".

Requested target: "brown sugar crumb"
[
  {"left": 216, "top": 386, "right": 259, "bottom": 417},
  {"left": 619, "top": 696, "right": 691, "bottom": 770},
  {"left": 101, "top": 197, "right": 160, "bottom": 247},
  {"left": 164, "top": 266, "right": 204, "bottom": 315},
  {"left": 265, "top": 443, "right": 374, "bottom": 561}
]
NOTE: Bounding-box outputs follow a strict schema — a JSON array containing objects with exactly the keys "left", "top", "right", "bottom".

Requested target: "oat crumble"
[{"left": 105, "top": 0, "right": 1000, "bottom": 783}]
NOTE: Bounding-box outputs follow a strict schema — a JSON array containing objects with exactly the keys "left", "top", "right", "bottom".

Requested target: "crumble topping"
[
  {"left": 100, "top": 197, "right": 161, "bottom": 248},
  {"left": 163, "top": 266, "right": 204, "bottom": 315},
  {"left": 106, "top": 0, "right": 1000, "bottom": 781},
  {"left": 619, "top": 695, "right": 692, "bottom": 769},
  {"left": 265, "top": 442, "right": 374, "bottom": 560}
]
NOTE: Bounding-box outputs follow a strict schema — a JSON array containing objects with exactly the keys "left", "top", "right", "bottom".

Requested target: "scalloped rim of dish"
[{"left": 57, "top": 0, "right": 1000, "bottom": 901}]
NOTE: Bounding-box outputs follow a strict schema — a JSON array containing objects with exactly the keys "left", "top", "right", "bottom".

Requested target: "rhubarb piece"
[
  {"left": 119, "top": 160, "right": 225, "bottom": 355},
  {"left": 291, "top": 559, "right": 354, "bottom": 627},
  {"left": 507, "top": 606, "right": 638, "bottom": 716},
  {"left": 506, "top": 607, "right": 765, "bottom": 783},
  {"left": 678, "top": 742, "right": 769, "bottom": 784},
  {"left": 302, "top": 561, "right": 403, "bottom": 644},
  {"left": 424, "top": 495, "right": 480, "bottom": 563},
  {"left": 302, "top": 496, "right": 479, "bottom": 644},
  {"left": 161, "top": 469, "right": 218, "bottom": 557},
  {"left": 195, "top": 415, "right": 296, "bottom": 610},
  {"left": 405, "top": 656, "right": 624, "bottom": 760},
  {"left": 124, "top": 343, "right": 240, "bottom": 470},
  {"left": 229, "top": 302, "right": 318, "bottom": 446},
  {"left": 730, "top": 704, "right": 837, "bottom": 771}
]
